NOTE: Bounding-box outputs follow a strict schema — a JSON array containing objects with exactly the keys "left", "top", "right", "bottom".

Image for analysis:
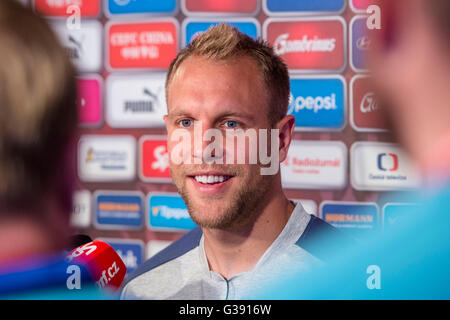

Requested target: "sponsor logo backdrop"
[{"left": 23, "top": 0, "right": 418, "bottom": 276}]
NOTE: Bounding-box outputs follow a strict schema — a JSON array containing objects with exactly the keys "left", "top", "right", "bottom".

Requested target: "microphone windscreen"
[{"left": 67, "top": 240, "right": 127, "bottom": 291}]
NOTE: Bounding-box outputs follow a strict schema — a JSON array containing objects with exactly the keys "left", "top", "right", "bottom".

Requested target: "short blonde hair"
[
  {"left": 0, "top": 1, "right": 77, "bottom": 210},
  {"left": 166, "top": 23, "right": 290, "bottom": 126}
]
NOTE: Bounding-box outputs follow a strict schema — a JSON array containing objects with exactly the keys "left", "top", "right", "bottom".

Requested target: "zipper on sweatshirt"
[{"left": 224, "top": 278, "right": 230, "bottom": 300}]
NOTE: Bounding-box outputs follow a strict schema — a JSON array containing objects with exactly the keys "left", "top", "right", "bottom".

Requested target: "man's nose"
[{"left": 192, "top": 120, "right": 224, "bottom": 164}]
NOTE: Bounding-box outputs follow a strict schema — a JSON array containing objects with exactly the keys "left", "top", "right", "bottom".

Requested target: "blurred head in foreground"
[
  {"left": 255, "top": 0, "right": 450, "bottom": 299},
  {"left": 0, "top": 0, "right": 77, "bottom": 264},
  {"left": 370, "top": 0, "right": 450, "bottom": 183}
]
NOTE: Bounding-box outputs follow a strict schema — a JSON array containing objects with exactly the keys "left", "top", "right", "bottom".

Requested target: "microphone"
[
  {"left": 66, "top": 240, "right": 127, "bottom": 292},
  {"left": 66, "top": 234, "right": 93, "bottom": 251}
]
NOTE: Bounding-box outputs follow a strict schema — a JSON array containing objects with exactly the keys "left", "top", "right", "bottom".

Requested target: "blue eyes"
[
  {"left": 180, "top": 119, "right": 192, "bottom": 128},
  {"left": 224, "top": 120, "right": 238, "bottom": 128},
  {"left": 177, "top": 119, "right": 239, "bottom": 129}
]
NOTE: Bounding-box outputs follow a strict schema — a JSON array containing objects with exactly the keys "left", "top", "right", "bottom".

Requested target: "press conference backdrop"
[{"left": 24, "top": 0, "right": 420, "bottom": 277}]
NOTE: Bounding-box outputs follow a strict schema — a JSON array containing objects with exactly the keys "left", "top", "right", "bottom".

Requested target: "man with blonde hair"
[{"left": 121, "top": 24, "right": 352, "bottom": 300}]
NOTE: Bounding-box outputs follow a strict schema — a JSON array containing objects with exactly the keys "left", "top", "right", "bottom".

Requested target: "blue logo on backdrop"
[
  {"left": 184, "top": 20, "right": 258, "bottom": 46},
  {"left": 95, "top": 192, "right": 143, "bottom": 229},
  {"left": 288, "top": 77, "right": 345, "bottom": 130},
  {"left": 148, "top": 194, "right": 197, "bottom": 231},
  {"left": 107, "top": 0, "right": 177, "bottom": 15},
  {"left": 351, "top": 16, "right": 370, "bottom": 71},
  {"left": 321, "top": 202, "right": 379, "bottom": 238},
  {"left": 103, "top": 240, "right": 143, "bottom": 274},
  {"left": 383, "top": 203, "right": 419, "bottom": 230},
  {"left": 265, "top": 0, "right": 345, "bottom": 13}
]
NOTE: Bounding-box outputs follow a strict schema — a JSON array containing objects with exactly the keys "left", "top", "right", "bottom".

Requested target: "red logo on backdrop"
[
  {"left": 183, "top": 0, "right": 258, "bottom": 14},
  {"left": 77, "top": 76, "right": 102, "bottom": 127},
  {"left": 350, "top": 75, "right": 388, "bottom": 131},
  {"left": 108, "top": 21, "right": 178, "bottom": 70},
  {"left": 140, "top": 137, "right": 171, "bottom": 182},
  {"left": 264, "top": 18, "right": 345, "bottom": 72},
  {"left": 34, "top": 0, "right": 100, "bottom": 17}
]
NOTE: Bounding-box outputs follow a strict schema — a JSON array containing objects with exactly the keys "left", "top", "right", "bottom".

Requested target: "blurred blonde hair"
[
  {"left": 165, "top": 23, "right": 290, "bottom": 126},
  {"left": 0, "top": 1, "right": 77, "bottom": 210}
]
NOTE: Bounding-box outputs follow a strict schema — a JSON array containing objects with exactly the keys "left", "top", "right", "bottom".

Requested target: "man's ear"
[
  {"left": 276, "top": 115, "right": 295, "bottom": 163},
  {"left": 163, "top": 114, "right": 169, "bottom": 132}
]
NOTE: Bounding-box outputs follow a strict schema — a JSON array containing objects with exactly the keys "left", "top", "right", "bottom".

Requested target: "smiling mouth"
[{"left": 189, "top": 175, "right": 233, "bottom": 185}]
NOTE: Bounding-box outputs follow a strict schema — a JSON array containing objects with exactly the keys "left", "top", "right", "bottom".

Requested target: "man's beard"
[{"left": 173, "top": 166, "right": 273, "bottom": 231}]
